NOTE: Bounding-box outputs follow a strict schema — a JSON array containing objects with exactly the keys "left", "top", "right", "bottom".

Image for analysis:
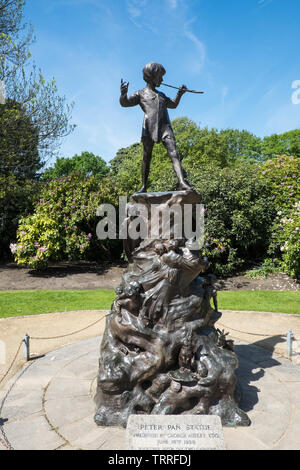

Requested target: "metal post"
[
  {"left": 23, "top": 334, "right": 30, "bottom": 361},
  {"left": 286, "top": 331, "right": 294, "bottom": 358}
]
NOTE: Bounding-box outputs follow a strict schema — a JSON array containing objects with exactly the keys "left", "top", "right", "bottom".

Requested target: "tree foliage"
[
  {"left": 261, "top": 130, "right": 300, "bottom": 159},
  {"left": 0, "top": 174, "right": 39, "bottom": 258},
  {"left": 259, "top": 155, "right": 300, "bottom": 278},
  {"left": 0, "top": 0, "right": 33, "bottom": 79},
  {"left": 191, "top": 164, "right": 276, "bottom": 276},
  {"left": 109, "top": 118, "right": 267, "bottom": 193},
  {"left": 42, "top": 152, "right": 109, "bottom": 180},
  {"left": 11, "top": 174, "right": 122, "bottom": 269},
  {"left": 0, "top": 0, "right": 75, "bottom": 176},
  {"left": 0, "top": 98, "right": 40, "bottom": 178}
]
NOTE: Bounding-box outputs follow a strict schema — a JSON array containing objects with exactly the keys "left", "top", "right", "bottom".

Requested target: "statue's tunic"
[{"left": 120, "top": 87, "right": 176, "bottom": 143}]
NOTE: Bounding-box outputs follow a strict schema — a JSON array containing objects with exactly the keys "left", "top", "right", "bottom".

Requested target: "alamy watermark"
[
  {"left": 96, "top": 197, "right": 205, "bottom": 249},
  {"left": 0, "top": 340, "right": 6, "bottom": 365},
  {"left": 0, "top": 80, "right": 6, "bottom": 105},
  {"left": 291, "top": 80, "right": 300, "bottom": 105}
]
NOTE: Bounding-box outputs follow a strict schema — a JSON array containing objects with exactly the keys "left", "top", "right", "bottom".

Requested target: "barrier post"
[
  {"left": 286, "top": 331, "right": 294, "bottom": 358},
  {"left": 23, "top": 334, "right": 30, "bottom": 361}
]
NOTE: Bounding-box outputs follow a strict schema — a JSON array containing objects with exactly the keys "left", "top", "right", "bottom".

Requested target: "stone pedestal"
[{"left": 94, "top": 190, "right": 250, "bottom": 428}]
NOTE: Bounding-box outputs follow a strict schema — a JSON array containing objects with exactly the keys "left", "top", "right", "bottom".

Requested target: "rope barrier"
[
  {"left": 30, "top": 312, "right": 108, "bottom": 340},
  {"left": 0, "top": 311, "right": 297, "bottom": 389},
  {"left": 217, "top": 322, "right": 279, "bottom": 338},
  {"left": 0, "top": 340, "right": 23, "bottom": 387},
  {"left": 0, "top": 312, "right": 109, "bottom": 386},
  {"left": 218, "top": 321, "right": 297, "bottom": 341}
]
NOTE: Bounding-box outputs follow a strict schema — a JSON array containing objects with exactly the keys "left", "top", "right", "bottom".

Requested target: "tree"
[
  {"left": 0, "top": 0, "right": 33, "bottom": 81},
  {"left": 261, "top": 130, "right": 300, "bottom": 159},
  {"left": 110, "top": 118, "right": 266, "bottom": 193},
  {"left": 42, "top": 152, "right": 109, "bottom": 180},
  {"left": 0, "top": 0, "right": 75, "bottom": 177},
  {"left": 219, "top": 128, "right": 263, "bottom": 163},
  {"left": 0, "top": 98, "right": 41, "bottom": 178},
  {"left": 0, "top": 173, "right": 40, "bottom": 258}
]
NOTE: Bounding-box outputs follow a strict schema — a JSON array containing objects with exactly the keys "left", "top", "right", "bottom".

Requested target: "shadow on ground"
[{"left": 235, "top": 335, "right": 286, "bottom": 413}]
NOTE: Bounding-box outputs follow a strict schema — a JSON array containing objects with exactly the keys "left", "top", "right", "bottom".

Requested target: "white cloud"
[
  {"left": 127, "top": 0, "right": 148, "bottom": 20},
  {"left": 257, "top": 0, "right": 274, "bottom": 7},
  {"left": 183, "top": 20, "right": 206, "bottom": 72}
]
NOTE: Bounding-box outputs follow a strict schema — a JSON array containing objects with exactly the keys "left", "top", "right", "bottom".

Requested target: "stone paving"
[{"left": 1, "top": 335, "right": 300, "bottom": 450}]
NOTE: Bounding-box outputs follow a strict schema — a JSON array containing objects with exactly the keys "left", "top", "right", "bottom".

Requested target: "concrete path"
[
  {"left": 1, "top": 309, "right": 300, "bottom": 450},
  {"left": 1, "top": 336, "right": 300, "bottom": 450}
]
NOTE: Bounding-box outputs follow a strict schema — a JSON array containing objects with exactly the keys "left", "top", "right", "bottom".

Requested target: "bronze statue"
[
  {"left": 120, "top": 62, "right": 192, "bottom": 192},
  {"left": 94, "top": 72, "right": 251, "bottom": 430}
]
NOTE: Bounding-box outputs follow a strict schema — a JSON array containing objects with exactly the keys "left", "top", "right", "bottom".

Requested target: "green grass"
[
  {"left": 218, "top": 290, "right": 300, "bottom": 315},
  {"left": 0, "top": 289, "right": 115, "bottom": 318},
  {"left": 0, "top": 289, "right": 299, "bottom": 318}
]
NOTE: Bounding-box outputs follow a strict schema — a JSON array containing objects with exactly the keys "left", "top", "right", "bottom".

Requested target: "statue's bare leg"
[
  {"left": 137, "top": 138, "right": 154, "bottom": 193},
  {"left": 162, "top": 136, "right": 191, "bottom": 190}
]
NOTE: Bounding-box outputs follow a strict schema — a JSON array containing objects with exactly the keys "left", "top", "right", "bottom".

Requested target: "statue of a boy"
[{"left": 120, "top": 62, "right": 192, "bottom": 193}]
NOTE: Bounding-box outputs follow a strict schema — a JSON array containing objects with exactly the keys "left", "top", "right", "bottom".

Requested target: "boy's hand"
[
  {"left": 178, "top": 84, "right": 187, "bottom": 96},
  {"left": 120, "top": 79, "right": 129, "bottom": 95}
]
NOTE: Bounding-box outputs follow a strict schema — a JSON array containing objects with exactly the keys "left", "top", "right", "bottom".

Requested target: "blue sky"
[{"left": 24, "top": 0, "right": 300, "bottom": 165}]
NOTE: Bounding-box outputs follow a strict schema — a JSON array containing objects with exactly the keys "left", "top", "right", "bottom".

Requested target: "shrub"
[
  {"left": 0, "top": 175, "right": 40, "bottom": 260},
  {"left": 12, "top": 214, "right": 61, "bottom": 270},
  {"left": 276, "top": 202, "right": 300, "bottom": 279},
  {"left": 11, "top": 173, "right": 122, "bottom": 269},
  {"left": 260, "top": 155, "right": 300, "bottom": 276},
  {"left": 190, "top": 164, "right": 276, "bottom": 276}
]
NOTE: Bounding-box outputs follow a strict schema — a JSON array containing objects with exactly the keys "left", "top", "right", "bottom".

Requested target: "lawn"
[
  {"left": 218, "top": 290, "right": 300, "bottom": 315},
  {"left": 0, "top": 289, "right": 299, "bottom": 318},
  {"left": 0, "top": 289, "right": 115, "bottom": 318}
]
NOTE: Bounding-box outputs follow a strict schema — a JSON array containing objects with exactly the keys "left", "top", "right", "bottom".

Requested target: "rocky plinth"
[{"left": 94, "top": 190, "right": 250, "bottom": 428}]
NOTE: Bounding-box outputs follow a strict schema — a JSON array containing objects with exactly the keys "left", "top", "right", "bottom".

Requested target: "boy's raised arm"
[{"left": 120, "top": 79, "right": 140, "bottom": 107}]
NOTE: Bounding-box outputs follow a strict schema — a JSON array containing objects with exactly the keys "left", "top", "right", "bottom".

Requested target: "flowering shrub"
[
  {"left": 260, "top": 155, "right": 299, "bottom": 213},
  {"left": 275, "top": 202, "right": 300, "bottom": 278},
  {"left": 260, "top": 155, "right": 300, "bottom": 277},
  {"left": 11, "top": 173, "right": 122, "bottom": 269},
  {"left": 12, "top": 215, "right": 61, "bottom": 270}
]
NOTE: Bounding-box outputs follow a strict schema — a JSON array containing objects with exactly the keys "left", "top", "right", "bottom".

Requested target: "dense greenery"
[
  {"left": 12, "top": 173, "right": 122, "bottom": 269},
  {"left": 0, "top": 98, "right": 41, "bottom": 179},
  {"left": 0, "top": 174, "right": 39, "bottom": 258},
  {"left": 0, "top": 0, "right": 75, "bottom": 259},
  {"left": 259, "top": 155, "right": 300, "bottom": 278},
  {"left": 108, "top": 118, "right": 299, "bottom": 277},
  {"left": 42, "top": 151, "right": 109, "bottom": 180},
  {"left": 6, "top": 117, "right": 300, "bottom": 278},
  {"left": 190, "top": 164, "right": 276, "bottom": 276}
]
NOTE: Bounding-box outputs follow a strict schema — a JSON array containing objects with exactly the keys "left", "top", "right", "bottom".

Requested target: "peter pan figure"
[{"left": 120, "top": 62, "right": 192, "bottom": 193}]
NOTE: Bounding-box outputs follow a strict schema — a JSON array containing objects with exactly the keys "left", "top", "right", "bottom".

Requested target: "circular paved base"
[{"left": 1, "top": 336, "right": 300, "bottom": 450}]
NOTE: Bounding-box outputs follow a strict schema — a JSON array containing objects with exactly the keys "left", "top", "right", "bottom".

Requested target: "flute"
[{"left": 162, "top": 83, "right": 204, "bottom": 94}]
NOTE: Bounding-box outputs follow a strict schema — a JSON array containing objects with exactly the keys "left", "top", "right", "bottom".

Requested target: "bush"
[
  {"left": 245, "top": 258, "right": 281, "bottom": 279},
  {"left": 189, "top": 164, "right": 276, "bottom": 277},
  {"left": 11, "top": 173, "right": 122, "bottom": 269},
  {"left": 11, "top": 214, "right": 61, "bottom": 270},
  {"left": 276, "top": 202, "right": 300, "bottom": 279},
  {"left": 260, "top": 155, "right": 300, "bottom": 276},
  {"left": 0, "top": 175, "right": 40, "bottom": 260}
]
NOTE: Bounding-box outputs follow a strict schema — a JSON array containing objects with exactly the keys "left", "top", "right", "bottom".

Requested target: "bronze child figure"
[{"left": 120, "top": 62, "right": 192, "bottom": 193}]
